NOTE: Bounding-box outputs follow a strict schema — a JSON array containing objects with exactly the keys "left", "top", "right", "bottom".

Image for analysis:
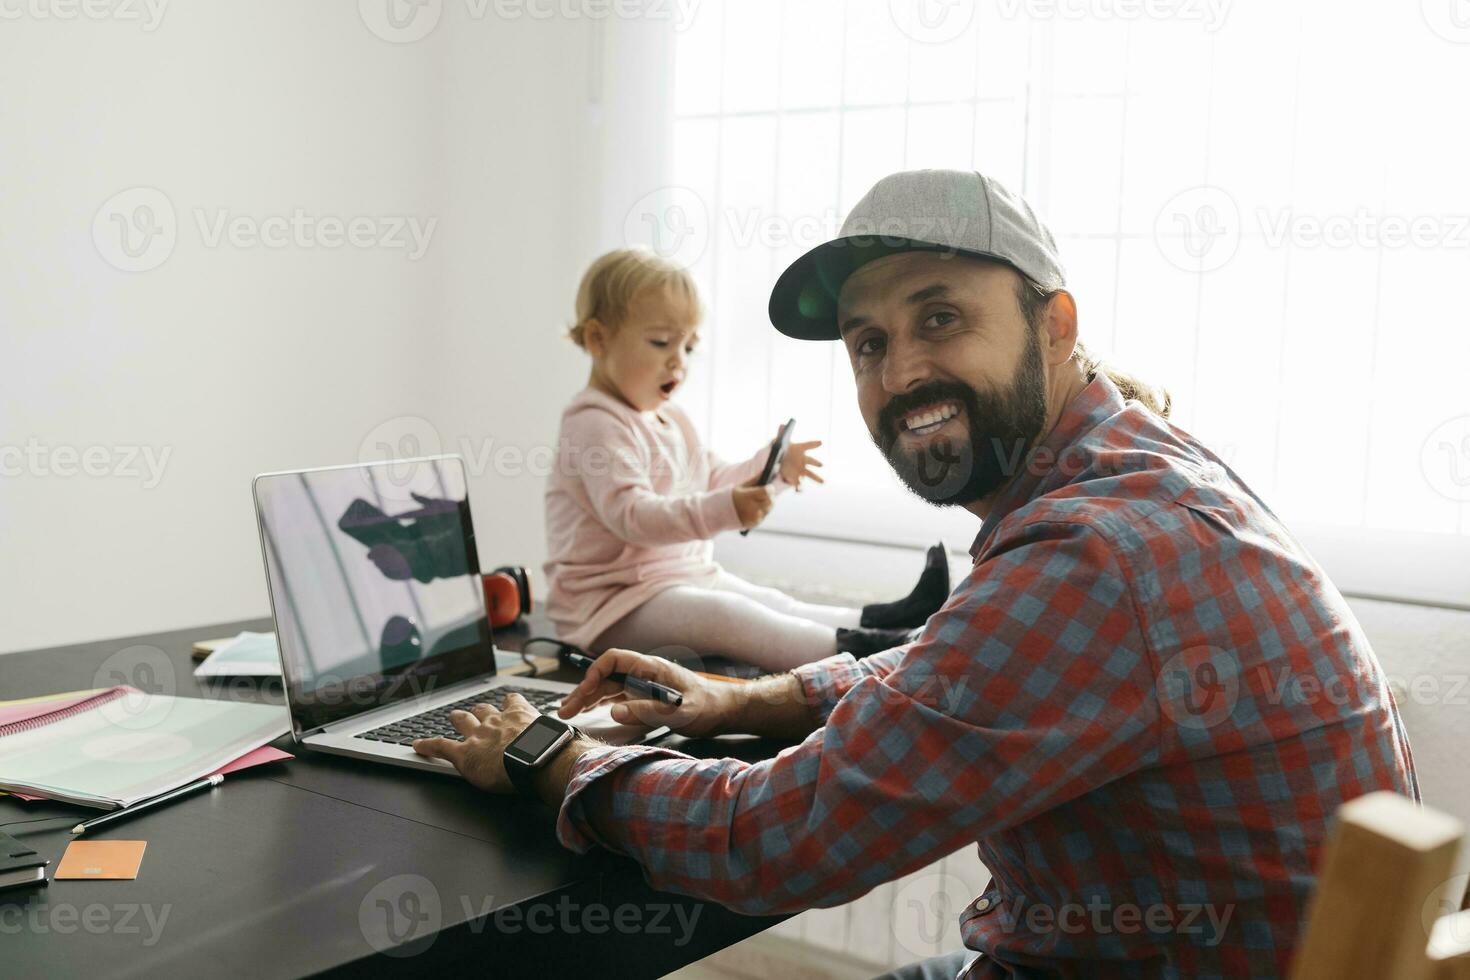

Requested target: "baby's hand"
[
  {"left": 780, "top": 438, "right": 825, "bottom": 490},
  {"left": 732, "top": 485, "right": 774, "bottom": 529}
]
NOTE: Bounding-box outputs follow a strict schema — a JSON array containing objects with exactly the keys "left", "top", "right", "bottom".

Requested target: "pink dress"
[{"left": 543, "top": 388, "right": 776, "bottom": 649}]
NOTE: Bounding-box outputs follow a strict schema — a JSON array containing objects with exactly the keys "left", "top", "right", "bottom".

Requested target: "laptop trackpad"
[{"left": 563, "top": 702, "right": 653, "bottom": 746}]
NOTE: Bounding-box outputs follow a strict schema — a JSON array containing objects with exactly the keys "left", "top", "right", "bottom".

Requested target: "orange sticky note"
[{"left": 55, "top": 840, "right": 147, "bottom": 880}]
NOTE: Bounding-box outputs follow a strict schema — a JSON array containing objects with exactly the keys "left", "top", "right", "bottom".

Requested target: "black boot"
[
  {"left": 836, "top": 625, "right": 921, "bottom": 657},
  {"left": 860, "top": 542, "right": 950, "bottom": 630}
]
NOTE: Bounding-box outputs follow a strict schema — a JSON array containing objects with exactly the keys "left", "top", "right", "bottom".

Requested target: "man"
[{"left": 415, "top": 170, "right": 1418, "bottom": 978}]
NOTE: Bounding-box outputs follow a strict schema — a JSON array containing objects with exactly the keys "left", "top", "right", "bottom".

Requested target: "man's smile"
[{"left": 898, "top": 400, "right": 965, "bottom": 438}]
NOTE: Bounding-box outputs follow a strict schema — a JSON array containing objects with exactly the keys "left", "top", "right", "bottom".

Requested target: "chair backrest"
[{"left": 1291, "top": 791, "right": 1470, "bottom": 980}]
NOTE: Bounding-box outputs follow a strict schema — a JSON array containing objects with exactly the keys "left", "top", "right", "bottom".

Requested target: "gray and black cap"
[{"left": 768, "top": 169, "right": 1066, "bottom": 341}]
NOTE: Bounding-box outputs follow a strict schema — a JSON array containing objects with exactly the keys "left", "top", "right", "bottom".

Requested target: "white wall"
[
  {"left": 0, "top": 1, "right": 615, "bottom": 654},
  {"left": 428, "top": 13, "right": 676, "bottom": 604}
]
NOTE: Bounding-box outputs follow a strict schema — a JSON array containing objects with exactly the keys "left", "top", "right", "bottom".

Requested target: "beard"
[{"left": 872, "top": 327, "right": 1048, "bottom": 507}]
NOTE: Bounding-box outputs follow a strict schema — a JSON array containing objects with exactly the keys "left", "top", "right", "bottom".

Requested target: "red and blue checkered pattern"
[{"left": 556, "top": 374, "right": 1418, "bottom": 979}]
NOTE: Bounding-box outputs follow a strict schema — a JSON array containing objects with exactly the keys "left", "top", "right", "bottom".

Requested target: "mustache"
[{"left": 877, "top": 380, "right": 981, "bottom": 446}]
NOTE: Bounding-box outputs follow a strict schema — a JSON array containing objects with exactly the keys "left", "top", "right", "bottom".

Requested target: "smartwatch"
[{"left": 503, "top": 714, "right": 580, "bottom": 799}]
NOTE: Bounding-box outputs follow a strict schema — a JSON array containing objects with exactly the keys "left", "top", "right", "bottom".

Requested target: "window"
[{"left": 644, "top": 0, "right": 1470, "bottom": 605}]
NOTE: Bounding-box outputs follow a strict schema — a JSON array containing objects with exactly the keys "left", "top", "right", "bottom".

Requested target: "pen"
[
  {"left": 564, "top": 652, "right": 684, "bottom": 707},
  {"left": 71, "top": 774, "right": 223, "bottom": 836}
]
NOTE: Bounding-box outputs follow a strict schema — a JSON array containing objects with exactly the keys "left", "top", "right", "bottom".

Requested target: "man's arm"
[
  {"left": 716, "top": 671, "right": 824, "bottom": 740},
  {"left": 550, "top": 522, "right": 1163, "bottom": 916},
  {"left": 530, "top": 644, "right": 916, "bottom": 831},
  {"left": 532, "top": 672, "right": 820, "bottom": 806}
]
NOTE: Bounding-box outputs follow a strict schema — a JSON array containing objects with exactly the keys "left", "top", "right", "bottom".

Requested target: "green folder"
[{"left": 0, "top": 688, "right": 289, "bottom": 809}]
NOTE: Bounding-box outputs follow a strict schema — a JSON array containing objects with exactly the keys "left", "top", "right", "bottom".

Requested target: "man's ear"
[{"left": 1039, "top": 290, "right": 1079, "bottom": 367}]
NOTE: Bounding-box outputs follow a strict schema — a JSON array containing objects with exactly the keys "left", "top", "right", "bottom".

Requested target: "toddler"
[{"left": 543, "top": 248, "right": 949, "bottom": 672}]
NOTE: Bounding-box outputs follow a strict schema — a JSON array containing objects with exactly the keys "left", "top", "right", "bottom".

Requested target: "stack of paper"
[
  {"left": 193, "top": 631, "right": 282, "bottom": 678},
  {"left": 0, "top": 688, "right": 292, "bottom": 810},
  {"left": 194, "top": 630, "right": 536, "bottom": 678}
]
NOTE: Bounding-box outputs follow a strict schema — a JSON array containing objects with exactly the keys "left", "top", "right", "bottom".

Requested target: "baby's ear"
[{"left": 583, "top": 317, "right": 608, "bottom": 355}]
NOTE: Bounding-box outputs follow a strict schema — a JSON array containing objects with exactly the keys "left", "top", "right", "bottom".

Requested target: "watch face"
[{"left": 506, "top": 716, "right": 569, "bottom": 766}]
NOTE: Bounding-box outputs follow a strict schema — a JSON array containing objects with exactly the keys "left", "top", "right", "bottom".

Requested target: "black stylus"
[
  {"left": 72, "top": 774, "right": 223, "bottom": 836},
  {"left": 563, "top": 652, "right": 684, "bottom": 707}
]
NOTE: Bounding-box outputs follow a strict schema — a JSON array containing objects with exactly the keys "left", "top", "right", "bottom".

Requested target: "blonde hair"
[{"left": 568, "top": 248, "right": 701, "bottom": 349}]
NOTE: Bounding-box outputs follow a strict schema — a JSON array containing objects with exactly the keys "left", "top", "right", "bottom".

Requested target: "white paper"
[{"left": 193, "top": 631, "right": 282, "bottom": 678}]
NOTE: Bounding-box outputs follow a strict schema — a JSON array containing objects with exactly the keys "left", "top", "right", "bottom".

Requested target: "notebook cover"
[
  {"left": 0, "top": 830, "right": 47, "bottom": 877},
  {"left": 0, "top": 692, "right": 290, "bottom": 809}
]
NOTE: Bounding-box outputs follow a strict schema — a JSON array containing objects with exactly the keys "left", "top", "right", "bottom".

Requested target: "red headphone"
[{"left": 482, "top": 565, "right": 532, "bottom": 629}]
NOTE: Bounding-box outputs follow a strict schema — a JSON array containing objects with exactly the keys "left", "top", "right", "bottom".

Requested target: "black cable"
[
  {"left": 0, "top": 815, "right": 79, "bottom": 836},
  {"left": 519, "top": 636, "right": 588, "bottom": 676}
]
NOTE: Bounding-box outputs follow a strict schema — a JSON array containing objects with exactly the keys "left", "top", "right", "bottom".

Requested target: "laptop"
[{"left": 252, "top": 454, "right": 595, "bottom": 775}]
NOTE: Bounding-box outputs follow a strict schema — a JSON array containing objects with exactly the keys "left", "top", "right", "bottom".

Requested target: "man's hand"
[
  {"left": 779, "top": 438, "right": 825, "bottom": 490},
  {"left": 555, "top": 649, "right": 739, "bottom": 738},
  {"left": 732, "top": 484, "right": 774, "bottom": 529},
  {"left": 411, "top": 693, "right": 541, "bottom": 794},
  {"left": 556, "top": 649, "right": 822, "bottom": 741}
]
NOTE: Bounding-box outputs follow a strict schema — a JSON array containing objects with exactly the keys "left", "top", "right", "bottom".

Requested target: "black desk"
[{"left": 0, "top": 617, "right": 786, "bottom": 978}]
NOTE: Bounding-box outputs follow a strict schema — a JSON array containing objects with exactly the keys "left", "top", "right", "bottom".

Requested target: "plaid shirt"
[{"left": 556, "top": 374, "right": 1418, "bottom": 979}]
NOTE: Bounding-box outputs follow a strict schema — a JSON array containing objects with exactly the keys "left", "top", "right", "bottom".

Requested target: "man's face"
[{"left": 837, "top": 251, "right": 1048, "bottom": 507}]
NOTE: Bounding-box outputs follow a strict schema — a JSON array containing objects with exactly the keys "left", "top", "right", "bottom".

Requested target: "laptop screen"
[{"left": 253, "top": 456, "right": 496, "bottom": 736}]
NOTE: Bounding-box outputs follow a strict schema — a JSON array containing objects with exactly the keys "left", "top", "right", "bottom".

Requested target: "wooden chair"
[{"left": 1291, "top": 792, "right": 1470, "bottom": 979}]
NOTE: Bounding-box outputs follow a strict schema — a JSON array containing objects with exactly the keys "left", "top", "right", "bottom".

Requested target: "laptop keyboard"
[{"left": 355, "top": 686, "right": 565, "bottom": 745}]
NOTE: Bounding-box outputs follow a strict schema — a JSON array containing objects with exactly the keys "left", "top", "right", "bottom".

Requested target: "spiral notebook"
[{"left": 0, "top": 686, "right": 289, "bottom": 810}]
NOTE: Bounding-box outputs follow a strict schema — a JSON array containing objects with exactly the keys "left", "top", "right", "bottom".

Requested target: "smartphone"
[{"left": 741, "top": 418, "right": 795, "bottom": 537}]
